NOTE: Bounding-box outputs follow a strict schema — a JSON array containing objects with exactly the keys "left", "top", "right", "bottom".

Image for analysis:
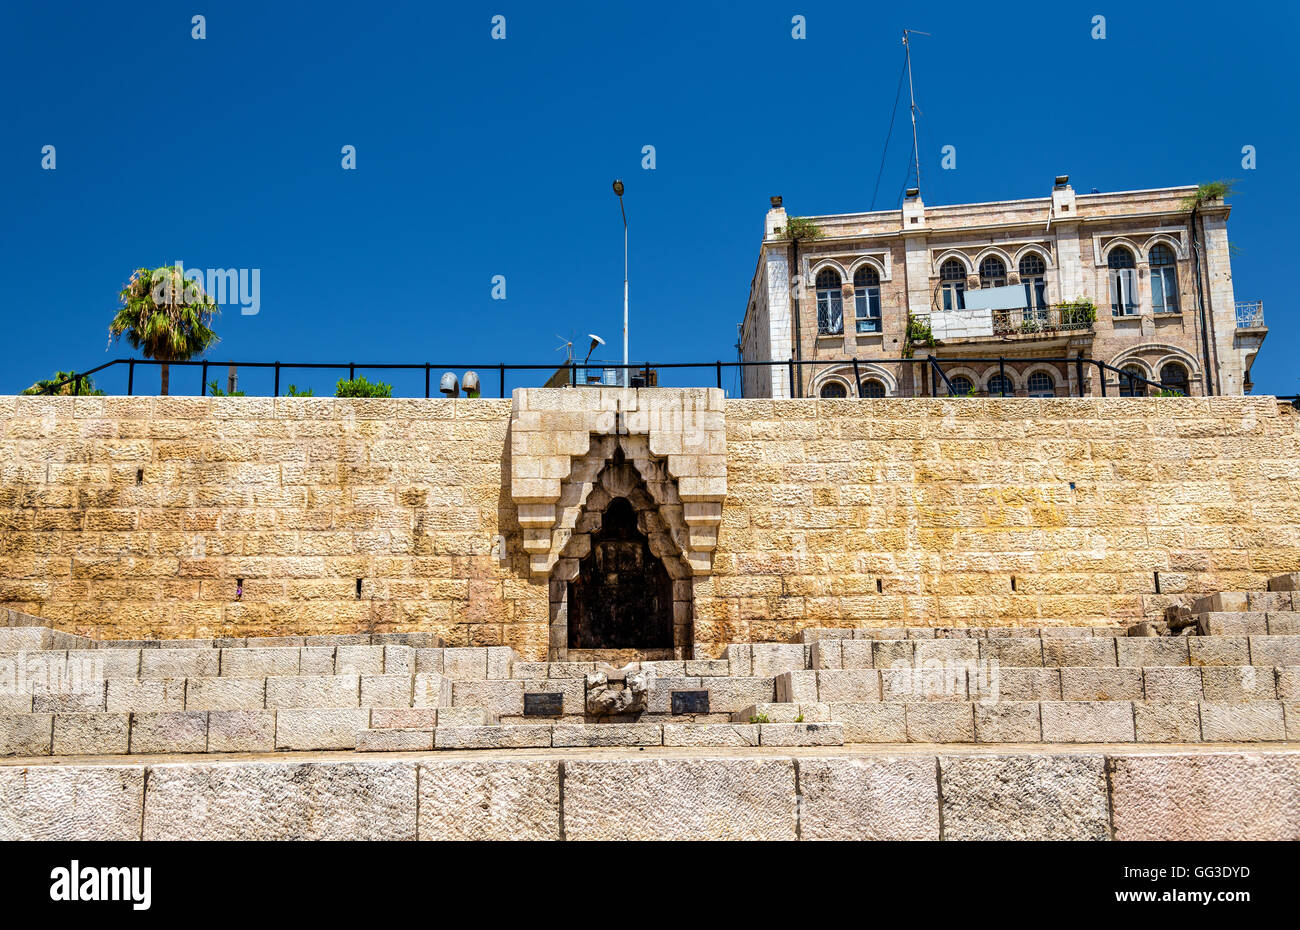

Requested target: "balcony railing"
[
  {"left": 1235, "top": 301, "right": 1265, "bottom": 329},
  {"left": 990, "top": 306, "right": 1095, "bottom": 336}
]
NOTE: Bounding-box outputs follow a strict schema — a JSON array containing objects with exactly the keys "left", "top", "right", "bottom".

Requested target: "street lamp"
[{"left": 613, "top": 179, "right": 628, "bottom": 388}]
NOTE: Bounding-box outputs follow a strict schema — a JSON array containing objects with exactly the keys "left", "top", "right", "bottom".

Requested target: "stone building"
[{"left": 740, "top": 180, "right": 1267, "bottom": 399}]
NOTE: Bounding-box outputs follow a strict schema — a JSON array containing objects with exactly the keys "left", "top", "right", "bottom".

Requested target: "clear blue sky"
[{"left": 3, "top": 0, "right": 1296, "bottom": 396}]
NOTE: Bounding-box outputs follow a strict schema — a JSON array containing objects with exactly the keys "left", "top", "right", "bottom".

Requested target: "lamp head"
[{"left": 612, "top": 179, "right": 624, "bottom": 197}]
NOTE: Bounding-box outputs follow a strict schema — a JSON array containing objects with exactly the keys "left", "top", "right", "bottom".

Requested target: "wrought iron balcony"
[
  {"left": 1235, "top": 301, "right": 1265, "bottom": 329},
  {"left": 990, "top": 306, "right": 1095, "bottom": 336}
]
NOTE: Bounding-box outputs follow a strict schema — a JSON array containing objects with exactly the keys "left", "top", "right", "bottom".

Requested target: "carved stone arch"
[
  {"left": 1143, "top": 233, "right": 1187, "bottom": 261},
  {"left": 931, "top": 249, "right": 973, "bottom": 276},
  {"left": 972, "top": 245, "right": 1015, "bottom": 270},
  {"left": 1013, "top": 243, "right": 1055, "bottom": 269},
  {"left": 809, "top": 258, "right": 849, "bottom": 281}
]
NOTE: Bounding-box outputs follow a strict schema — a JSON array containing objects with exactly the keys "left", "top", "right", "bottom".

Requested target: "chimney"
[
  {"left": 1051, "top": 175, "right": 1076, "bottom": 219},
  {"left": 765, "top": 195, "right": 788, "bottom": 240},
  {"left": 902, "top": 188, "right": 926, "bottom": 230}
]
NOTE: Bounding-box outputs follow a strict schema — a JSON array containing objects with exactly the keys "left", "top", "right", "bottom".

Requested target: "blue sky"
[{"left": 2, "top": 0, "right": 1296, "bottom": 396}]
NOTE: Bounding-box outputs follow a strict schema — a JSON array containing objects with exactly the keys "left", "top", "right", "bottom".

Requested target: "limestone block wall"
[{"left": 1, "top": 392, "right": 1298, "bottom": 659}]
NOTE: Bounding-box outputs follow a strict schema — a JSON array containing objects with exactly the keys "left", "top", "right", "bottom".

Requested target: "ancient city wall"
[{"left": 1, "top": 392, "right": 1298, "bottom": 658}]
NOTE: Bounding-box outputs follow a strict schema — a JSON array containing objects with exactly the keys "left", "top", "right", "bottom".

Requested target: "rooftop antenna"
[
  {"left": 555, "top": 334, "right": 574, "bottom": 364},
  {"left": 902, "top": 28, "right": 930, "bottom": 194}
]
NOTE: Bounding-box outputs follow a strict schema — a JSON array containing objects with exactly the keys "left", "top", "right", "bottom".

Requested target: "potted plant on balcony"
[{"left": 1057, "top": 298, "right": 1097, "bottom": 329}]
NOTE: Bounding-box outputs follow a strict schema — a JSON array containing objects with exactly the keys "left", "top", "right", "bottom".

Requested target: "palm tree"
[
  {"left": 21, "top": 370, "right": 106, "bottom": 395},
  {"left": 109, "top": 265, "right": 218, "bottom": 395}
]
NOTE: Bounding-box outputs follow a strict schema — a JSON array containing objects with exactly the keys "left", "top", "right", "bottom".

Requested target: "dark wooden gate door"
[{"left": 568, "top": 497, "right": 673, "bottom": 649}]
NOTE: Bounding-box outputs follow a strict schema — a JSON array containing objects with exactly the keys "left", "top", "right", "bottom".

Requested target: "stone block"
[
  {"left": 0, "top": 713, "right": 52, "bottom": 756},
  {"left": 815, "top": 669, "right": 880, "bottom": 703},
  {"left": 442, "top": 647, "right": 489, "bottom": 680},
  {"left": 452, "top": 679, "right": 524, "bottom": 717},
  {"left": 905, "top": 703, "right": 975, "bottom": 742},
  {"left": 1060, "top": 667, "right": 1143, "bottom": 701},
  {"left": 130, "top": 711, "right": 208, "bottom": 753},
  {"left": 881, "top": 666, "right": 966, "bottom": 702},
  {"left": 978, "top": 667, "right": 1060, "bottom": 702},
  {"left": 1266, "top": 612, "right": 1300, "bottom": 635},
  {"left": 265, "top": 674, "right": 360, "bottom": 709},
  {"left": 1278, "top": 667, "right": 1300, "bottom": 701},
  {"left": 722, "top": 643, "right": 751, "bottom": 677},
  {"left": 705, "top": 677, "right": 775, "bottom": 713},
  {"left": 68, "top": 648, "right": 139, "bottom": 679},
  {"left": 643, "top": 676, "right": 703, "bottom": 713},
  {"left": 433, "top": 725, "right": 552, "bottom": 749},
  {"left": 914, "top": 640, "right": 978, "bottom": 665},
  {"left": 274, "top": 708, "right": 368, "bottom": 750},
  {"left": 775, "top": 670, "right": 818, "bottom": 703},
  {"left": 485, "top": 646, "right": 514, "bottom": 679},
  {"left": 562, "top": 757, "right": 797, "bottom": 840},
  {"left": 511, "top": 662, "right": 549, "bottom": 679},
  {"left": 873, "top": 640, "right": 914, "bottom": 668},
  {"left": 522, "top": 678, "right": 583, "bottom": 716},
  {"left": 1041, "top": 637, "right": 1116, "bottom": 668},
  {"left": 1197, "top": 612, "right": 1267, "bottom": 636},
  {"left": 978, "top": 638, "right": 1044, "bottom": 667},
  {"left": 382, "top": 645, "right": 415, "bottom": 675},
  {"left": 0, "top": 764, "right": 145, "bottom": 840},
  {"left": 358, "top": 729, "right": 434, "bottom": 752},
  {"left": 361, "top": 675, "right": 414, "bottom": 708},
  {"left": 1189, "top": 636, "right": 1250, "bottom": 666},
  {"left": 413, "top": 672, "right": 453, "bottom": 708},
  {"left": 551, "top": 723, "right": 662, "bottom": 747},
  {"left": 298, "top": 646, "right": 337, "bottom": 676},
  {"left": 207, "top": 710, "right": 276, "bottom": 752},
  {"left": 1117, "top": 638, "right": 1189, "bottom": 667},
  {"left": 735, "top": 702, "right": 830, "bottom": 724},
  {"left": 661, "top": 723, "right": 759, "bottom": 747},
  {"left": 106, "top": 677, "right": 186, "bottom": 713},
  {"left": 1110, "top": 751, "right": 1300, "bottom": 840},
  {"left": 417, "top": 760, "right": 560, "bottom": 840},
  {"left": 32, "top": 682, "right": 107, "bottom": 713},
  {"left": 437, "top": 707, "right": 497, "bottom": 726},
  {"left": 939, "top": 754, "right": 1108, "bottom": 840},
  {"left": 1133, "top": 701, "right": 1201, "bottom": 742},
  {"left": 684, "top": 659, "right": 730, "bottom": 677},
  {"left": 140, "top": 649, "right": 218, "bottom": 679},
  {"left": 1199, "top": 702, "right": 1286, "bottom": 741},
  {"left": 798, "top": 756, "right": 940, "bottom": 840},
  {"left": 143, "top": 759, "right": 416, "bottom": 840},
  {"left": 1249, "top": 636, "right": 1300, "bottom": 668},
  {"left": 220, "top": 647, "right": 299, "bottom": 678},
  {"left": 413, "top": 648, "right": 444, "bottom": 675},
  {"left": 826, "top": 702, "right": 907, "bottom": 742},
  {"left": 839, "top": 640, "right": 875, "bottom": 669},
  {"left": 809, "top": 640, "right": 841, "bottom": 670},
  {"left": 758, "top": 722, "right": 843, "bottom": 746},
  {"left": 1040, "top": 701, "right": 1134, "bottom": 742},
  {"left": 1142, "top": 666, "right": 1203, "bottom": 702},
  {"left": 750, "top": 643, "right": 807, "bottom": 677},
  {"left": 185, "top": 676, "right": 266, "bottom": 711},
  {"left": 53, "top": 713, "right": 130, "bottom": 754},
  {"left": 1201, "top": 666, "right": 1276, "bottom": 702},
  {"left": 335, "top": 645, "right": 385, "bottom": 675},
  {"left": 1268, "top": 573, "right": 1300, "bottom": 591},
  {"left": 974, "top": 703, "right": 1041, "bottom": 743},
  {"left": 371, "top": 707, "right": 439, "bottom": 729}
]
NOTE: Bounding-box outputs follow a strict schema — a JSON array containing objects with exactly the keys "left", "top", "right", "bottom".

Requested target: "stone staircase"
[{"left": 2, "top": 574, "right": 1299, "bottom": 757}]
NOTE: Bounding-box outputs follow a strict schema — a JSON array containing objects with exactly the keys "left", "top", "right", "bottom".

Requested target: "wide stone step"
[{"left": 825, "top": 700, "right": 1297, "bottom": 743}]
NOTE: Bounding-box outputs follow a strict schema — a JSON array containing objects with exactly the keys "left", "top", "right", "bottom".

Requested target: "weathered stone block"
[
  {"left": 1197, "top": 612, "right": 1267, "bottom": 636},
  {"left": 750, "top": 643, "right": 807, "bottom": 678},
  {"left": 185, "top": 676, "right": 265, "bottom": 711},
  {"left": 442, "top": 647, "right": 489, "bottom": 680},
  {"left": 0, "top": 764, "right": 145, "bottom": 840},
  {"left": 758, "top": 722, "right": 842, "bottom": 746},
  {"left": 413, "top": 672, "right": 452, "bottom": 708},
  {"left": 1199, "top": 702, "right": 1286, "bottom": 741},
  {"left": 815, "top": 669, "right": 880, "bottom": 703},
  {"left": 705, "top": 677, "right": 776, "bottom": 712},
  {"left": 939, "top": 754, "right": 1109, "bottom": 840},
  {"left": 1249, "top": 636, "right": 1300, "bottom": 668},
  {"left": 206, "top": 710, "right": 276, "bottom": 752},
  {"left": 1060, "top": 667, "right": 1143, "bottom": 701},
  {"left": 130, "top": 711, "right": 208, "bottom": 753},
  {"left": 357, "top": 728, "right": 434, "bottom": 752},
  {"left": 335, "top": 645, "right": 385, "bottom": 675},
  {"left": 32, "top": 682, "right": 107, "bottom": 713},
  {"left": 979, "top": 667, "right": 1060, "bottom": 702},
  {"left": 1042, "top": 638, "right": 1115, "bottom": 667},
  {"left": 1117, "top": 638, "right": 1189, "bottom": 667},
  {"left": 974, "top": 703, "right": 1041, "bottom": 743},
  {"left": 361, "top": 675, "right": 413, "bottom": 708},
  {"left": 418, "top": 760, "right": 559, "bottom": 840},
  {"left": 1133, "top": 701, "right": 1201, "bottom": 742},
  {"left": 1110, "top": 752, "right": 1300, "bottom": 840},
  {"left": 298, "top": 646, "right": 337, "bottom": 676},
  {"left": 1201, "top": 666, "right": 1276, "bottom": 702},
  {"left": 905, "top": 703, "right": 975, "bottom": 742},
  {"left": 1040, "top": 701, "right": 1134, "bottom": 742},
  {"left": 562, "top": 757, "right": 797, "bottom": 840},
  {"left": 881, "top": 666, "right": 966, "bottom": 702},
  {"left": 661, "top": 723, "right": 759, "bottom": 746},
  {"left": 265, "top": 674, "right": 360, "bottom": 709},
  {"left": 53, "top": 713, "right": 130, "bottom": 754},
  {"left": 274, "top": 708, "right": 368, "bottom": 750},
  {"left": 839, "top": 640, "right": 875, "bottom": 669},
  {"left": 140, "top": 649, "right": 218, "bottom": 679},
  {"left": 433, "top": 725, "right": 551, "bottom": 749},
  {"left": 775, "top": 670, "right": 818, "bottom": 703},
  {"left": 1189, "top": 636, "right": 1250, "bottom": 666},
  {"left": 143, "top": 759, "right": 416, "bottom": 840},
  {"left": 1142, "top": 666, "right": 1203, "bottom": 702},
  {"left": 826, "top": 702, "right": 906, "bottom": 742},
  {"left": 551, "top": 723, "right": 662, "bottom": 747},
  {"left": 798, "top": 756, "right": 939, "bottom": 840},
  {"left": 452, "top": 679, "right": 524, "bottom": 716},
  {"left": 219, "top": 647, "right": 299, "bottom": 678},
  {"left": 0, "top": 714, "right": 53, "bottom": 755}
]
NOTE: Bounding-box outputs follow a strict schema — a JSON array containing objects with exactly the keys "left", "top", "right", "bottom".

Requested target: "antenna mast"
[{"left": 902, "top": 29, "right": 929, "bottom": 193}]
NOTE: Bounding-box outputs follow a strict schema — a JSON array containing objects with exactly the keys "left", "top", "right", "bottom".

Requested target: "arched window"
[
  {"left": 1019, "top": 253, "right": 1048, "bottom": 321},
  {"left": 979, "top": 256, "right": 1007, "bottom": 288},
  {"left": 948, "top": 375, "right": 973, "bottom": 396},
  {"left": 819, "top": 380, "right": 848, "bottom": 398},
  {"left": 987, "top": 373, "right": 1014, "bottom": 397},
  {"left": 1027, "top": 371, "right": 1055, "bottom": 398},
  {"left": 940, "top": 259, "right": 966, "bottom": 311},
  {"left": 815, "top": 269, "right": 844, "bottom": 335},
  {"left": 1159, "top": 361, "right": 1189, "bottom": 395},
  {"left": 1108, "top": 247, "right": 1138, "bottom": 316},
  {"left": 1118, "top": 364, "right": 1147, "bottom": 397},
  {"left": 860, "top": 378, "right": 886, "bottom": 398},
  {"left": 1150, "top": 244, "right": 1179, "bottom": 313},
  {"left": 854, "top": 266, "right": 882, "bottom": 333}
]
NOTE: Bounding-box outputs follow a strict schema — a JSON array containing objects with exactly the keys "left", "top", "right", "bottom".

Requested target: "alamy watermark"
[{"left": 151, "top": 260, "right": 261, "bottom": 316}]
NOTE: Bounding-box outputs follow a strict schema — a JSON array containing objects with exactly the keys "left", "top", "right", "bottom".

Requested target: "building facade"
[{"left": 740, "top": 181, "right": 1267, "bottom": 399}]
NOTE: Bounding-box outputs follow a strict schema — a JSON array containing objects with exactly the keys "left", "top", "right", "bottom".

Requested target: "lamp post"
[{"left": 613, "top": 179, "right": 628, "bottom": 387}]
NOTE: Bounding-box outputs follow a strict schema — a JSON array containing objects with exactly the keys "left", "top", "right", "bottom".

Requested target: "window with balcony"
[
  {"left": 1160, "top": 362, "right": 1189, "bottom": 395},
  {"left": 979, "top": 256, "right": 1007, "bottom": 288},
  {"left": 854, "top": 266, "right": 882, "bottom": 333},
  {"left": 1019, "top": 253, "right": 1048, "bottom": 322},
  {"left": 1027, "top": 371, "right": 1055, "bottom": 398},
  {"left": 940, "top": 259, "right": 966, "bottom": 310},
  {"left": 1108, "top": 247, "right": 1138, "bottom": 316},
  {"left": 1149, "top": 244, "right": 1179, "bottom": 314},
  {"left": 816, "top": 269, "right": 844, "bottom": 335},
  {"left": 987, "top": 373, "right": 1013, "bottom": 396},
  {"left": 860, "top": 378, "right": 886, "bottom": 398}
]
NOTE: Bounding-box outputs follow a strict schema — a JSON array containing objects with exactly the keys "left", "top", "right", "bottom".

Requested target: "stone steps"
[
  {"left": 825, "top": 700, "right": 1297, "bottom": 744},
  {"left": 357, "top": 721, "right": 845, "bottom": 751}
]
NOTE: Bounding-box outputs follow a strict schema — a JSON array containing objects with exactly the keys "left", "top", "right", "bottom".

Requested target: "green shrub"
[
  {"left": 285, "top": 384, "right": 315, "bottom": 397},
  {"left": 335, "top": 375, "right": 392, "bottom": 398},
  {"left": 1057, "top": 298, "right": 1097, "bottom": 328},
  {"left": 206, "top": 380, "right": 245, "bottom": 397},
  {"left": 781, "top": 216, "right": 823, "bottom": 241},
  {"left": 748, "top": 713, "right": 771, "bottom": 724}
]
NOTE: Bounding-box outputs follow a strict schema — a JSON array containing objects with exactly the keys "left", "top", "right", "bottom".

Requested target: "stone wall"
[{"left": 2, "top": 392, "right": 1299, "bottom": 658}]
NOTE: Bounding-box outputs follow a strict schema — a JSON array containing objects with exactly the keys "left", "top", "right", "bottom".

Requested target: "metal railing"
[
  {"left": 1235, "top": 301, "right": 1265, "bottom": 329},
  {"left": 28, "top": 353, "right": 1193, "bottom": 399}
]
